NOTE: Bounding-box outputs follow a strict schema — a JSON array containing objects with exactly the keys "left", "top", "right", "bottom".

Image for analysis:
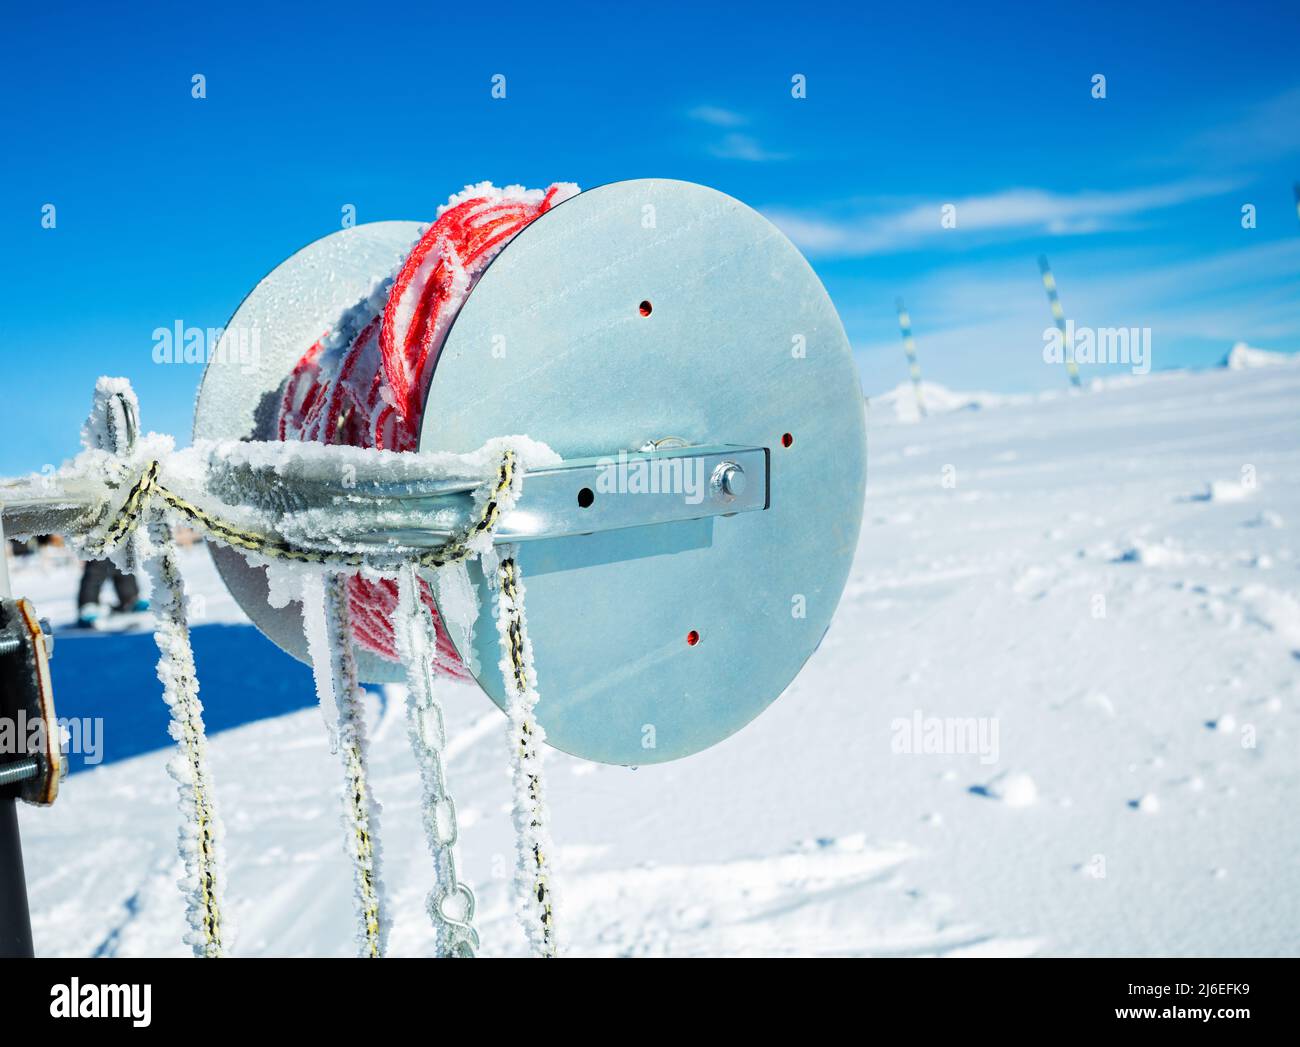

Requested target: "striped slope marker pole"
[
  {"left": 895, "top": 298, "right": 927, "bottom": 418},
  {"left": 1038, "top": 255, "right": 1082, "bottom": 389}
]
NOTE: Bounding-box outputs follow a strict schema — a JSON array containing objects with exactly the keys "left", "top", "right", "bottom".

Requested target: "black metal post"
[
  {"left": 0, "top": 790, "right": 34, "bottom": 957},
  {"left": 0, "top": 515, "right": 35, "bottom": 957}
]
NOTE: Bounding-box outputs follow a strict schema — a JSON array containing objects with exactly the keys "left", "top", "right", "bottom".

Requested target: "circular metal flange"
[
  {"left": 192, "top": 181, "right": 867, "bottom": 765},
  {"left": 193, "top": 220, "right": 424, "bottom": 684},
  {"left": 421, "top": 179, "right": 865, "bottom": 764}
]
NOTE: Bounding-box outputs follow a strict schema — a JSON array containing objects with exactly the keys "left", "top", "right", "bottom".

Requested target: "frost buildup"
[
  {"left": 78, "top": 377, "right": 228, "bottom": 958},
  {"left": 494, "top": 555, "right": 559, "bottom": 957},
  {"left": 302, "top": 572, "right": 389, "bottom": 958},
  {"left": 143, "top": 522, "right": 227, "bottom": 958}
]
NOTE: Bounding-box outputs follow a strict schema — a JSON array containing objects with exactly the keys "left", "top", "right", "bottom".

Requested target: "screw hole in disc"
[
  {"left": 686, "top": 630, "right": 700, "bottom": 647},
  {"left": 577, "top": 487, "right": 595, "bottom": 508},
  {"left": 639, "top": 300, "right": 653, "bottom": 317}
]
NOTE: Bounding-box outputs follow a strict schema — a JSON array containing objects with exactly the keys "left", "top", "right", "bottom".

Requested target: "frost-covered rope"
[
  {"left": 80, "top": 450, "right": 518, "bottom": 573},
  {"left": 496, "top": 556, "right": 558, "bottom": 957},
  {"left": 75, "top": 379, "right": 227, "bottom": 958},
  {"left": 74, "top": 446, "right": 542, "bottom": 956},
  {"left": 142, "top": 518, "right": 226, "bottom": 957},
  {"left": 392, "top": 566, "right": 478, "bottom": 957},
  {"left": 292, "top": 450, "right": 517, "bottom": 958},
  {"left": 50, "top": 375, "right": 566, "bottom": 958},
  {"left": 303, "top": 573, "right": 388, "bottom": 958}
]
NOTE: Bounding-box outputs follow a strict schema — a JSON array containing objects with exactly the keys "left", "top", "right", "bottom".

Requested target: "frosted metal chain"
[{"left": 393, "top": 565, "right": 479, "bottom": 957}]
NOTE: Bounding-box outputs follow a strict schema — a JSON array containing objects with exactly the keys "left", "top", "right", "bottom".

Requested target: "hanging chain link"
[{"left": 395, "top": 565, "right": 479, "bottom": 957}]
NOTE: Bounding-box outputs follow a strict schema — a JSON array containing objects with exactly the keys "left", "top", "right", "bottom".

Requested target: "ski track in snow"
[{"left": 11, "top": 364, "right": 1300, "bottom": 957}]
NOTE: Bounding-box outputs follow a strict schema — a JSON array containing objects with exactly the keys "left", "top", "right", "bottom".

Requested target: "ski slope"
[{"left": 10, "top": 360, "right": 1300, "bottom": 957}]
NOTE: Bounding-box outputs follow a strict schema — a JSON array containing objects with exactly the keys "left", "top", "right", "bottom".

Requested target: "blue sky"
[{"left": 1, "top": 0, "right": 1298, "bottom": 472}]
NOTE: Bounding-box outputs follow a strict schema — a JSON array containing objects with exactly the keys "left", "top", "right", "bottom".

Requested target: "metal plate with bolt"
[
  {"left": 0, "top": 598, "right": 61, "bottom": 806},
  {"left": 195, "top": 179, "right": 867, "bottom": 765}
]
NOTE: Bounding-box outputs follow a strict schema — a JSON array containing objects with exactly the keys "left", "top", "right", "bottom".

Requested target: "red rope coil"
[{"left": 277, "top": 183, "right": 577, "bottom": 674}]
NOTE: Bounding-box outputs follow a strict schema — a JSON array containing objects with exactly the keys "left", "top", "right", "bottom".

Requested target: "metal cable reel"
[
  {"left": 0, "top": 178, "right": 865, "bottom": 959},
  {"left": 196, "top": 178, "right": 867, "bottom": 767}
]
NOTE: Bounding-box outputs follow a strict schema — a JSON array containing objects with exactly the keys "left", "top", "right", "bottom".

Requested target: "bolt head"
[{"left": 712, "top": 461, "right": 746, "bottom": 500}]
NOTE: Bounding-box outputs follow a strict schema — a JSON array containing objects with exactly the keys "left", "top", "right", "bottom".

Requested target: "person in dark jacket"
[{"left": 76, "top": 560, "right": 148, "bottom": 628}]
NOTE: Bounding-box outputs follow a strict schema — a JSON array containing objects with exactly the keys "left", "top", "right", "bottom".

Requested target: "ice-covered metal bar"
[
  {"left": 0, "top": 443, "right": 768, "bottom": 549},
  {"left": 0, "top": 474, "right": 107, "bottom": 541}
]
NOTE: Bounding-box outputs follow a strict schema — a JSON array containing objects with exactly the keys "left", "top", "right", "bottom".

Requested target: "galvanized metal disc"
[
  {"left": 193, "top": 220, "right": 424, "bottom": 683},
  {"left": 192, "top": 182, "right": 866, "bottom": 764},
  {"left": 422, "top": 179, "right": 865, "bottom": 764}
]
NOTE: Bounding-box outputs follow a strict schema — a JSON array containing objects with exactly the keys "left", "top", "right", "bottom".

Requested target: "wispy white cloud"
[
  {"left": 708, "top": 132, "right": 788, "bottom": 162},
  {"left": 766, "top": 179, "right": 1241, "bottom": 257},
  {"left": 687, "top": 104, "right": 748, "bottom": 128},
  {"left": 687, "top": 104, "right": 787, "bottom": 162}
]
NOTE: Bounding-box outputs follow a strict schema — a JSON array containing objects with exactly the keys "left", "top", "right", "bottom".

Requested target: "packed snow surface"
[{"left": 10, "top": 364, "right": 1300, "bottom": 957}]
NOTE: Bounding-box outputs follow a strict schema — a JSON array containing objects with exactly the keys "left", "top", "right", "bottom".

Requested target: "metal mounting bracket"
[{"left": 207, "top": 442, "right": 769, "bottom": 549}]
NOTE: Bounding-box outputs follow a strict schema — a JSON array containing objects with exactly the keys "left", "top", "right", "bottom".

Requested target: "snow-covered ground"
[{"left": 8, "top": 361, "right": 1300, "bottom": 957}]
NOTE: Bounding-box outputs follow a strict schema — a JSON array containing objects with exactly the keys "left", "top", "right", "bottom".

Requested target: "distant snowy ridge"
[
  {"left": 1222, "top": 342, "right": 1299, "bottom": 370},
  {"left": 868, "top": 380, "right": 1031, "bottom": 424},
  {"left": 869, "top": 342, "right": 1298, "bottom": 424}
]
